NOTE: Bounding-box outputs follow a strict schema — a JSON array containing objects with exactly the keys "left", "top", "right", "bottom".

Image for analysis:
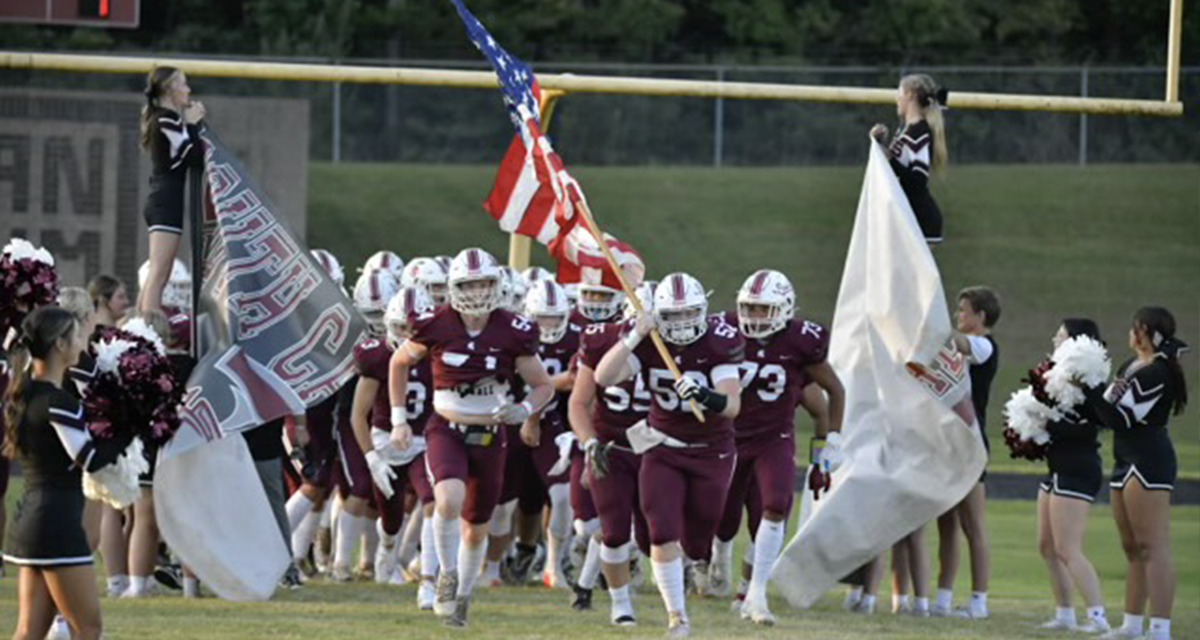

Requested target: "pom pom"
[
  {"left": 1045, "top": 336, "right": 1111, "bottom": 408},
  {"left": 83, "top": 439, "right": 150, "bottom": 509},
  {"left": 1001, "top": 387, "right": 1057, "bottom": 461},
  {"left": 2, "top": 238, "right": 55, "bottom": 266},
  {"left": 0, "top": 238, "right": 60, "bottom": 333},
  {"left": 120, "top": 317, "right": 167, "bottom": 356},
  {"left": 83, "top": 327, "right": 183, "bottom": 450}
]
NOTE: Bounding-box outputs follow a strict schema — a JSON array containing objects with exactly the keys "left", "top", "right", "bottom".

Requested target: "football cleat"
[
  {"left": 742, "top": 596, "right": 776, "bottom": 627},
  {"left": 417, "top": 579, "right": 436, "bottom": 611},
  {"left": 571, "top": 584, "right": 593, "bottom": 611},
  {"left": 444, "top": 596, "right": 471, "bottom": 628},
  {"left": 666, "top": 612, "right": 691, "bottom": 639},
  {"left": 433, "top": 572, "right": 459, "bottom": 617}
]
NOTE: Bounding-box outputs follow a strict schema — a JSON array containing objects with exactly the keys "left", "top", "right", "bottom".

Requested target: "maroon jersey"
[
  {"left": 630, "top": 315, "right": 745, "bottom": 446},
  {"left": 722, "top": 312, "right": 829, "bottom": 441},
  {"left": 411, "top": 306, "right": 538, "bottom": 410},
  {"left": 580, "top": 320, "right": 651, "bottom": 446},
  {"left": 354, "top": 338, "right": 394, "bottom": 432},
  {"left": 536, "top": 320, "right": 583, "bottom": 421}
]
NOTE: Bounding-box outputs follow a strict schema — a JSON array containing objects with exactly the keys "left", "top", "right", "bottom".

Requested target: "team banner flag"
[
  {"left": 155, "top": 129, "right": 366, "bottom": 601},
  {"left": 771, "top": 141, "right": 987, "bottom": 607},
  {"left": 451, "top": 0, "right": 584, "bottom": 246}
]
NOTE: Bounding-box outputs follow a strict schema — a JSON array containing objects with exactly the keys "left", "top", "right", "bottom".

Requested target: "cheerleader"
[
  {"left": 870, "top": 73, "right": 949, "bottom": 245},
  {"left": 1085, "top": 307, "right": 1186, "bottom": 640},
  {"left": 136, "top": 66, "right": 206, "bottom": 313},
  {"left": 86, "top": 275, "right": 129, "bottom": 328},
  {"left": 3, "top": 307, "right": 130, "bottom": 640},
  {"left": 1036, "top": 319, "right": 1110, "bottom": 632}
]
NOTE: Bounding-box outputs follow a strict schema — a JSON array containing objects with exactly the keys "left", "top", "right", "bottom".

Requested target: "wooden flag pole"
[{"left": 574, "top": 200, "right": 706, "bottom": 423}]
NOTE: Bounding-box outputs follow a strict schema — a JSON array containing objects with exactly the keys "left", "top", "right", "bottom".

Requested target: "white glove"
[
  {"left": 493, "top": 400, "right": 533, "bottom": 425},
  {"left": 821, "top": 432, "right": 845, "bottom": 472},
  {"left": 364, "top": 449, "right": 397, "bottom": 499},
  {"left": 548, "top": 432, "right": 577, "bottom": 476},
  {"left": 673, "top": 376, "right": 702, "bottom": 400}
]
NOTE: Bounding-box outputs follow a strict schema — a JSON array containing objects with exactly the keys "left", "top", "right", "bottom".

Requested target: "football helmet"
[
  {"left": 401, "top": 257, "right": 449, "bottom": 307},
  {"left": 521, "top": 266, "right": 554, "bottom": 286},
  {"left": 310, "top": 248, "right": 345, "bottom": 287},
  {"left": 653, "top": 273, "right": 708, "bottom": 345},
  {"left": 737, "top": 269, "right": 795, "bottom": 339},
  {"left": 434, "top": 255, "right": 452, "bottom": 274},
  {"left": 524, "top": 279, "right": 571, "bottom": 344},
  {"left": 498, "top": 266, "right": 528, "bottom": 314},
  {"left": 138, "top": 258, "right": 192, "bottom": 311},
  {"left": 578, "top": 283, "right": 624, "bottom": 322},
  {"left": 447, "top": 248, "right": 502, "bottom": 316},
  {"left": 362, "top": 250, "right": 405, "bottom": 281},
  {"left": 353, "top": 269, "right": 400, "bottom": 335},
  {"left": 622, "top": 279, "right": 658, "bottom": 321},
  {"left": 385, "top": 286, "right": 434, "bottom": 349}
]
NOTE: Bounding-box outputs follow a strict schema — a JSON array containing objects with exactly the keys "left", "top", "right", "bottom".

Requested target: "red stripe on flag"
[{"left": 484, "top": 134, "right": 526, "bottom": 221}]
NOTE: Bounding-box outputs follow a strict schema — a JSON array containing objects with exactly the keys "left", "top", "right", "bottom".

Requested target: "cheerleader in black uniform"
[
  {"left": 3, "top": 307, "right": 129, "bottom": 640},
  {"left": 136, "top": 66, "right": 205, "bottom": 314},
  {"left": 1036, "top": 319, "right": 1110, "bottom": 632},
  {"left": 871, "top": 73, "right": 949, "bottom": 245},
  {"left": 1085, "top": 307, "right": 1186, "bottom": 640}
]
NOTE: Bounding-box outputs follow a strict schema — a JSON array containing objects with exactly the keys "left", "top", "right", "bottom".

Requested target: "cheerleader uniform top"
[
  {"left": 142, "top": 106, "right": 203, "bottom": 235},
  {"left": 887, "top": 120, "right": 944, "bottom": 243},
  {"left": 1085, "top": 357, "right": 1178, "bottom": 491},
  {"left": 4, "top": 381, "right": 127, "bottom": 566}
]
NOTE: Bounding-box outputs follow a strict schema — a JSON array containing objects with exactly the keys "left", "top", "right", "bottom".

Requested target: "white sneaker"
[
  {"left": 954, "top": 606, "right": 989, "bottom": 620},
  {"left": 329, "top": 565, "right": 352, "bottom": 583},
  {"left": 1077, "top": 619, "right": 1113, "bottom": 634},
  {"left": 1040, "top": 618, "right": 1078, "bottom": 630},
  {"left": 119, "top": 582, "right": 156, "bottom": 598},
  {"left": 45, "top": 615, "right": 72, "bottom": 640},
  {"left": 388, "top": 567, "right": 409, "bottom": 586},
  {"left": 417, "top": 579, "right": 436, "bottom": 611},
  {"left": 667, "top": 612, "right": 690, "bottom": 639},
  {"left": 106, "top": 577, "right": 130, "bottom": 599},
  {"left": 743, "top": 596, "right": 777, "bottom": 627},
  {"left": 1098, "top": 627, "right": 1143, "bottom": 640},
  {"left": 373, "top": 538, "right": 398, "bottom": 585}
]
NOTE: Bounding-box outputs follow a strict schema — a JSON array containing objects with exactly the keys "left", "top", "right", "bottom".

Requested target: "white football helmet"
[
  {"left": 447, "top": 248, "right": 502, "bottom": 317},
  {"left": 521, "top": 266, "right": 554, "bottom": 287},
  {"left": 435, "top": 255, "right": 452, "bottom": 274},
  {"left": 385, "top": 286, "right": 434, "bottom": 350},
  {"left": 653, "top": 273, "right": 708, "bottom": 346},
  {"left": 310, "top": 248, "right": 345, "bottom": 287},
  {"left": 623, "top": 279, "right": 658, "bottom": 321},
  {"left": 562, "top": 283, "right": 580, "bottom": 311},
  {"left": 578, "top": 282, "right": 624, "bottom": 322},
  {"left": 737, "top": 269, "right": 795, "bottom": 339},
  {"left": 497, "top": 266, "right": 528, "bottom": 314},
  {"left": 353, "top": 269, "right": 400, "bottom": 335},
  {"left": 524, "top": 279, "right": 571, "bottom": 344},
  {"left": 362, "top": 250, "right": 405, "bottom": 281},
  {"left": 139, "top": 259, "right": 192, "bottom": 310},
  {"left": 401, "top": 257, "right": 449, "bottom": 307}
]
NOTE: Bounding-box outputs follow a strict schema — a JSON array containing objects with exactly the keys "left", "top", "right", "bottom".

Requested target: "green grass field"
[
  {"left": 3, "top": 477, "right": 1197, "bottom": 639},
  {"left": 308, "top": 162, "right": 1200, "bottom": 479}
]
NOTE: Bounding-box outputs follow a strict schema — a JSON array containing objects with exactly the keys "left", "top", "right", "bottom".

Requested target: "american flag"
[{"left": 451, "top": 0, "right": 583, "bottom": 245}]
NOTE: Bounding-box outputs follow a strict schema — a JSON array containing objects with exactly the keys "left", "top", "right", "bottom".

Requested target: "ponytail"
[
  {"left": 3, "top": 306, "right": 77, "bottom": 458},
  {"left": 900, "top": 73, "right": 950, "bottom": 177},
  {"left": 1134, "top": 306, "right": 1188, "bottom": 416},
  {"left": 140, "top": 66, "right": 181, "bottom": 150}
]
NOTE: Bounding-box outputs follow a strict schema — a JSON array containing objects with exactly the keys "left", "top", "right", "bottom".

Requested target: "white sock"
[
  {"left": 848, "top": 586, "right": 863, "bottom": 602},
  {"left": 107, "top": 574, "right": 129, "bottom": 591},
  {"left": 1056, "top": 606, "right": 1077, "bottom": 625},
  {"left": 1148, "top": 617, "right": 1170, "bottom": 640},
  {"left": 1086, "top": 606, "right": 1107, "bottom": 623},
  {"left": 1122, "top": 613, "right": 1145, "bottom": 632},
  {"left": 432, "top": 512, "right": 460, "bottom": 574},
  {"left": 334, "top": 512, "right": 368, "bottom": 573},
  {"left": 362, "top": 522, "right": 380, "bottom": 569},
  {"left": 893, "top": 593, "right": 911, "bottom": 612},
  {"left": 915, "top": 597, "right": 929, "bottom": 613},
  {"left": 482, "top": 559, "right": 500, "bottom": 582},
  {"left": 546, "top": 484, "right": 574, "bottom": 579},
  {"left": 609, "top": 584, "right": 634, "bottom": 621},
  {"left": 292, "top": 510, "right": 321, "bottom": 561},
  {"left": 129, "top": 575, "right": 148, "bottom": 594},
  {"left": 285, "top": 492, "right": 314, "bottom": 531},
  {"left": 183, "top": 577, "right": 200, "bottom": 598},
  {"left": 935, "top": 588, "right": 953, "bottom": 610},
  {"left": 456, "top": 538, "right": 488, "bottom": 597},
  {"left": 577, "top": 535, "right": 603, "bottom": 590},
  {"left": 319, "top": 498, "right": 333, "bottom": 527},
  {"left": 861, "top": 594, "right": 877, "bottom": 613},
  {"left": 651, "top": 557, "right": 687, "bottom": 620},
  {"left": 713, "top": 537, "right": 734, "bottom": 579},
  {"left": 743, "top": 541, "right": 755, "bottom": 565},
  {"left": 971, "top": 591, "right": 988, "bottom": 615},
  {"left": 421, "top": 516, "right": 440, "bottom": 579},
  {"left": 747, "top": 520, "right": 784, "bottom": 602}
]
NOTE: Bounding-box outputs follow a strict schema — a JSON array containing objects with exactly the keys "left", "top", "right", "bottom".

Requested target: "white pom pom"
[
  {"left": 93, "top": 338, "right": 137, "bottom": 374},
  {"left": 120, "top": 317, "right": 167, "bottom": 356},
  {"left": 2, "top": 238, "right": 54, "bottom": 266},
  {"left": 82, "top": 439, "right": 150, "bottom": 509},
  {"left": 1046, "top": 336, "right": 1112, "bottom": 409},
  {"left": 1003, "top": 387, "right": 1058, "bottom": 445}
]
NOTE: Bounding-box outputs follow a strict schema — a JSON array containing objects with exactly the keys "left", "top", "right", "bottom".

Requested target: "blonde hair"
[
  {"left": 900, "top": 74, "right": 949, "bottom": 176},
  {"left": 57, "top": 286, "right": 93, "bottom": 324}
]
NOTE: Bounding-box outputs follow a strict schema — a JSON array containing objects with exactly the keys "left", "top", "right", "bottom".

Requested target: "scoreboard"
[{"left": 0, "top": 0, "right": 140, "bottom": 29}]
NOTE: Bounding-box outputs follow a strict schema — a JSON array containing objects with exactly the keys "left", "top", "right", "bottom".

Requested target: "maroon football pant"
[
  {"left": 589, "top": 446, "right": 650, "bottom": 556},
  {"left": 424, "top": 415, "right": 508, "bottom": 525},
  {"left": 373, "top": 453, "right": 436, "bottom": 536},
  {"left": 717, "top": 435, "right": 796, "bottom": 543},
  {"left": 334, "top": 418, "right": 374, "bottom": 501},
  {"left": 639, "top": 442, "right": 736, "bottom": 561}
]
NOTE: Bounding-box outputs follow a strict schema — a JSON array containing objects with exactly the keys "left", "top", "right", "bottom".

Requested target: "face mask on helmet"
[
  {"left": 354, "top": 271, "right": 399, "bottom": 335},
  {"left": 578, "top": 284, "right": 623, "bottom": 322},
  {"left": 525, "top": 280, "right": 570, "bottom": 343},
  {"left": 448, "top": 248, "right": 502, "bottom": 317},
  {"left": 401, "top": 257, "right": 450, "bottom": 307},
  {"left": 736, "top": 270, "right": 795, "bottom": 339},
  {"left": 654, "top": 274, "right": 709, "bottom": 345},
  {"left": 385, "top": 286, "right": 433, "bottom": 349}
]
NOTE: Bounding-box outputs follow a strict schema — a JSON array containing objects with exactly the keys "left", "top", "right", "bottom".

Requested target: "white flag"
[{"left": 771, "top": 141, "right": 986, "bottom": 608}]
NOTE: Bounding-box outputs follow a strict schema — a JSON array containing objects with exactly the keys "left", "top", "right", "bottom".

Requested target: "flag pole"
[
  {"left": 187, "top": 141, "right": 205, "bottom": 360},
  {"left": 575, "top": 200, "right": 706, "bottom": 423}
]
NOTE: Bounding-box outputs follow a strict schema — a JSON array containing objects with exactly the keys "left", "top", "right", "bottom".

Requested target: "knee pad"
[{"left": 600, "top": 542, "right": 631, "bottom": 565}]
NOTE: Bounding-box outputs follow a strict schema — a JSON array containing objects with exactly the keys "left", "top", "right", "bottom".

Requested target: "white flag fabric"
[
  {"left": 154, "top": 435, "right": 290, "bottom": 601},
  {"left": 772, "top": 141, "right": 987, "bottom": 608}
]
